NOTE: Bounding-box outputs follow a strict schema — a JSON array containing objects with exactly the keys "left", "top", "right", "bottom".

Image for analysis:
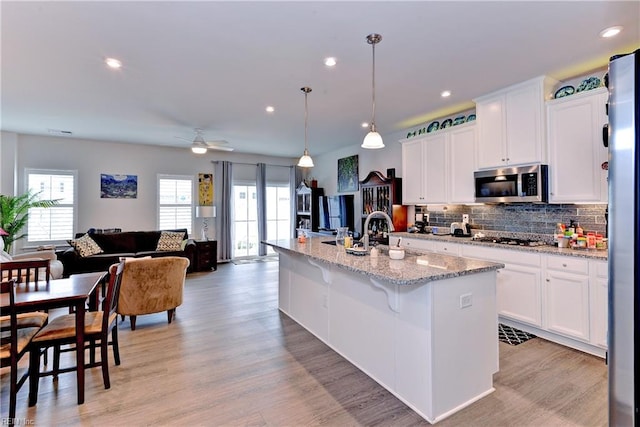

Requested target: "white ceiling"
[{"left": 2, "top": 1, "right": 639, "bottom": 158}]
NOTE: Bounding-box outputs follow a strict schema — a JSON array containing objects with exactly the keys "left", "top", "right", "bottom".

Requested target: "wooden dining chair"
[
  {"left": 1, "top": 259, "right": 51, "bottom": 288},
  {"left": 0, "top": 279, "right": 42, "bottom": 420},
  {"left": 0, "top": 260, "right": 50, "bottom": 364},
  {"left": 28, "top": 261, "right": 125, "bottom": 405}
]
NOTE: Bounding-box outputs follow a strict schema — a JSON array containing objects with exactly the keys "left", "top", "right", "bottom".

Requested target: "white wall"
[
  {"left": 2, "top": 126, "right": 408, "bottom": 249},
  {"left": 4, "top": 132, "right": 296, "bottom": 252}
]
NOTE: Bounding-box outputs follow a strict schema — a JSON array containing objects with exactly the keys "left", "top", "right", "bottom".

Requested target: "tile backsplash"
[{"left": 416, "top": 204, "right": 607, "bottom": 236}]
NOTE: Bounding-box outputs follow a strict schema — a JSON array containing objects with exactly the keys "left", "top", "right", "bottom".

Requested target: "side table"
[{"left": 194, "top": 240, "right": 217, "bottom": 272}]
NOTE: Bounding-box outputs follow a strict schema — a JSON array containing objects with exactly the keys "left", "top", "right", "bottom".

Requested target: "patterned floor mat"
[{"left": 499, "top": 323, "right": 537, "bottom": 345}]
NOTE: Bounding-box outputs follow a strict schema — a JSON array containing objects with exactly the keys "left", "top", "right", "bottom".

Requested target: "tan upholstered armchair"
[{"left": 111, "top": 256, "right": 190, "bottom": 330}]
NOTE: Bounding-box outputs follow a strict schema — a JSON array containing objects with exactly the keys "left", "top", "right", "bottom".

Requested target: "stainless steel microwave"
[{"left": 474, "top": 164, "right": 548, "bottom": 203}]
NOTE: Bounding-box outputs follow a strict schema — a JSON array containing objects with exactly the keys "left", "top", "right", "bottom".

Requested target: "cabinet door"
[
  {"left": 449, "top": 124, "right": 477, "bottom": 204},
  {"left": 505, "top": 83, "right": 544, "bottom": 165},
  {"left": 544, "top": 270, "right": 590, "bottom": 341},
  {"left": 547, "top": 89, "right": 608, "bottom": 203},
  {"left": 497, "top": 264, "right": 542, "bottom": 327},
  {"left": 476, "top": 95, "right": 506, "bottom": 169},
  {"left": 423, "top": 133, "right": 448, "bottom": 203},
  {"left": 401, "top": 139, "right": 425, "bottom": 204},
  {"left": 590, "top": 260, "right": 608, "bottom": 348}
]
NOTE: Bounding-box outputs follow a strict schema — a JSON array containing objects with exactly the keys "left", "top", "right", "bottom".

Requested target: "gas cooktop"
[{"left": 472, "top": 236, "right": 548, "bottom": 247}]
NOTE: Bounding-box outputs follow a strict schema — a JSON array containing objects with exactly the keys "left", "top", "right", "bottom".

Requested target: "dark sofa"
[{"left": 60, "top": 229, "right": 196, "bottom": 277}]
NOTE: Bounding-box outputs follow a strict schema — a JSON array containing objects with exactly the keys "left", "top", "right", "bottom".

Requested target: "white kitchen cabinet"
[
  {"left": 401, "top": 138, "right": 426, "bottom": 204},
  {"left": 401, "top": 123, "right": 476, "bottom": 205},
  {"left": 460, "top": 245, "right": 542, "bottom": 327},
  {"left": 474, "top": 76, "right": 558, "bottom": 169},
  {"left": 547, "top": 87, "right": 608, "bottom": 203},
  {"left": 449, "top": 124, "right": 477, "bottom": 203},
  {"left": 544, "top": 255, "right": 590, "bottom": 341},
  {"left": 590, "top": 260, "right": 608, "bottom": 349},
  {"left": 423, "top": 132, "right": 449, "bottom": 204}
]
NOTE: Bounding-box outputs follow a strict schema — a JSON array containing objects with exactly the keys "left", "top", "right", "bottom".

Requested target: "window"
[
  {"left": 233, "top": 184, "right": 257, "bottom": 257},
  {"left": 26, "top": 169, "right": 76, "bottom": 245},
  {"left": 265, "top": 185, "right": 290, "bottom": 255},
  {"left": 158, "top": 176, "right": 193, "bottom": 234}
]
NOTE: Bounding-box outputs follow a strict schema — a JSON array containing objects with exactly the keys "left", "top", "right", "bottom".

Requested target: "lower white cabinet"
[
  {"left": 590, "top": 260, "right": 609, "bottom": 349},
  {"left": 403, "top": 236, "right": 609, "bottom": 356},
  {"left": 544, "top": 256, "right": 590, "bottom": 341},
  {"left": 460, "top": 244, "right": 542, "bottom": 327}
]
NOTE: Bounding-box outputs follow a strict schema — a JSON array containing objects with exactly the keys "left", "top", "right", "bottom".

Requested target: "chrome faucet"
[{"left": 362, "top": 210, "right": 395, "bottom": 251}]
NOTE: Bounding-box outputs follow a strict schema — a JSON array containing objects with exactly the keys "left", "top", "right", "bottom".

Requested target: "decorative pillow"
[
  {"left": 68, "top": 234, "right": 104, "bottom": 257},
  {"left": 156, "top": 231, "right": 184, "bottom": 251}
]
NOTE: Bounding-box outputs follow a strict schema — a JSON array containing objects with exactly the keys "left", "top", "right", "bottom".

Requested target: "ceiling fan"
[{"left": 176, "top": 128, "right": 234, "bottom": 154}]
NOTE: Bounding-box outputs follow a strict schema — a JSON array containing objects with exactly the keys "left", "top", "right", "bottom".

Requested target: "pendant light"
[
  {"left": 297, "top": 86, "right": 314, "bottom": 168},
  {"left": 362, "top": 33, "right": 385, "bottom": 149}
]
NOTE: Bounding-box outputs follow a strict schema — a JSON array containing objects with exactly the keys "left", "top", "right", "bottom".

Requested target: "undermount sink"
[{"left": 321, "top": 240, "right": 337, "bottom": 245}]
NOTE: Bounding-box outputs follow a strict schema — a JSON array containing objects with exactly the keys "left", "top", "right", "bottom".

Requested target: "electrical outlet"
[
  {"left": 462, "top": 214, "right": 469, "bottom": 224},
  {"left": 460, "top": 293, "right": 472, "bottom": 308}
]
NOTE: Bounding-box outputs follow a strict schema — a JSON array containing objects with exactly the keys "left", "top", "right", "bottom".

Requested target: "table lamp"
[{"left": 196, "top": 206, "right": 216, "bottom": 241}]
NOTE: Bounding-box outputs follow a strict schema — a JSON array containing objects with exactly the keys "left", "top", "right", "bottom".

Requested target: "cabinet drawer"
[
  {"left": 460, "top": 245, "right": 541, "bottom": 267},
  {"left": 400, "top": 238, "right": 434, "bottom": 252},
  {"left": 546, "top": 255, "right": 589, "bottom": 275},
  {"left": 432, "top": 241, "right": 459, "bottom": 255}
]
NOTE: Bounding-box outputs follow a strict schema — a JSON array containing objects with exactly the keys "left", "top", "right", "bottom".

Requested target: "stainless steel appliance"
[
  {"left": 318, "top": 195, "right": 355, "bottom": 233},
  {"left": 474, "top": 164, "right": 548, "bottom": 203},
  {"left": 607, "top": 48, "right": 639, "bottom": 426}
]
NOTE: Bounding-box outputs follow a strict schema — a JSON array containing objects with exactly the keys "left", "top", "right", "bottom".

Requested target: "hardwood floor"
[{"left": 1, "top": 260, "right": 607, "bottom": 426}]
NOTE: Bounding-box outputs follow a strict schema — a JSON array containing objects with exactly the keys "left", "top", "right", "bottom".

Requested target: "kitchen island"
[{"left": 264, "top": 237, "right": 504, "bottom": 424}]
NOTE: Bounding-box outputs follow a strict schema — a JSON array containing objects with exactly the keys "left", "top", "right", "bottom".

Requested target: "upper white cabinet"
[
  {"left": 474, "top": 76, "right": 558, "bottom": 169},
  {"left": 401, "top": 122, "right": 476, "bottom": 205},
  {"left": 546, "top": 87, "right": 608, "bottom": 203}
]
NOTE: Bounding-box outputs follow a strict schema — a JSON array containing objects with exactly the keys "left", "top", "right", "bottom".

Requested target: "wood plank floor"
[{"left": 1, "top": 259, "right": 607, "bottom": 426}]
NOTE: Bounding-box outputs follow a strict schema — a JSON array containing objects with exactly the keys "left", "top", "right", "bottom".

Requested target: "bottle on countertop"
[{"left": 576, "top": 222, "right": 583, "bottom": 236}]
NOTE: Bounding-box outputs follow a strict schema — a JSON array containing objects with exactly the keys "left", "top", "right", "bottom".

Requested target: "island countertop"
[{"left": 264, "top": 237, "right": 504, "bottom": 286}]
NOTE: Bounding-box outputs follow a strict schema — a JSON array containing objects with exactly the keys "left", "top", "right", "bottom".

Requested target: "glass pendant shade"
[
  {"left": 362, "top": 129, "right": 384, "bottom": 149},
  {"left": 297, "top": 149, "right": 314, "bottom": 167}
]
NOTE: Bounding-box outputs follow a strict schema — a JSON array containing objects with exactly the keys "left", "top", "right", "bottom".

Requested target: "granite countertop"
[
  {"left": 391, "top": 232, "right": 608, "bottom": 261},
  {"left": 263, "top": 237, "right": 504, "bottom": 286}
]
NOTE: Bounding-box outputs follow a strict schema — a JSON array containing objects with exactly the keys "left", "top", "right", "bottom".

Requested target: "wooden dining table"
[{"left": 0, "top": 271, "right": 106, "bottom": 406}]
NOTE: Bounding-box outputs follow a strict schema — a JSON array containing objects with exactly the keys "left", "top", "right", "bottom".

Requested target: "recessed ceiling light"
[
  {"left": 324, "top": 57, "right": 337, "bottom": 67},
  {"left": 361, "top": 122, "right": 369, "bottom": 128},
  {"left": 265, "top": 106, "right": 275, "bottom": 113},
  {"left": 441, "top": 90, "right": 451, "bottom": 98},
  {"left": 105, "top": 57, "right": 122, "bottom": 69},
  {"left": 600, "top": 26, "right": 623, "bottom": 38}
]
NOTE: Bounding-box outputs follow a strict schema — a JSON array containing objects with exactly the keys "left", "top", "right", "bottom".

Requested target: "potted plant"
[{"left": 0, "top": 190, "right": 59, "bottom": 253}]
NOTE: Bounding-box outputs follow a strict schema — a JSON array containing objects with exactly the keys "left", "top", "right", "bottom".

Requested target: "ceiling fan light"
[
  {"left": 191, "top": 145, "right": 207, "bottom": 154},
  {"left": 298, "top": 149, "right": 314, "bottom": 168},
  {"left": 361, "top": 129, "right": 384, "bottom": 149}
]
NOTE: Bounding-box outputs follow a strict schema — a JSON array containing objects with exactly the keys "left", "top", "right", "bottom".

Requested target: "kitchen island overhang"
[{"left": 264, "top": 237, "right": 504, "bottom": 424}]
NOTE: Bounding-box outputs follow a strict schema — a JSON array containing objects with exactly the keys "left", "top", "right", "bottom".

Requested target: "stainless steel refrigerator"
[{"left": 608, "top": 48, "right": 639, "bottom": 426}]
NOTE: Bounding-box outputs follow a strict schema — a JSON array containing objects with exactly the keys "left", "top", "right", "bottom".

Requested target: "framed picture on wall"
[
  {"left": 198, "top": 173, "right": 214, "bottom": 205},
  {"left": 337, "top": 155, "right": 359, "bottom": 193},
  {"left": 100, "top": 174, "right": 137, "bottom": 199}
]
